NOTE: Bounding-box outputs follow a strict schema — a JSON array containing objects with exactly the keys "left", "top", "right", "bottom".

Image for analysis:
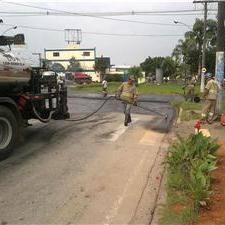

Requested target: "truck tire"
[{"left": 0, "top": 105, "right": 19, "bottom": 159}]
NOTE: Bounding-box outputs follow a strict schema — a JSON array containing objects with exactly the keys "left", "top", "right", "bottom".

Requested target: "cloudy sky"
[{"left": 0, "top": 0, "right": 218, "bottom": 65}]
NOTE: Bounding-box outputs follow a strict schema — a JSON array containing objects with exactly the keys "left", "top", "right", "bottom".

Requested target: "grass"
[
  {"left": 72, "top": 82, "right": 191, "bottom": 95},
  {"left": 160, "top": 203, "right": 198, "bottom": 225},
  {"left": 171, "top": 100, "right": 202, "bottom": 121},
  {"left": 73, "top": 82, "right": 120, "bottom": 94},
  {"left": 171, "top": 100, "right": 202, "bottom": 111},
  {"left": 171, "top": 99, "right": 225, "bottom": 121},
  {"left": 160, "top": 173, "right": 198, "bottom": 225}
]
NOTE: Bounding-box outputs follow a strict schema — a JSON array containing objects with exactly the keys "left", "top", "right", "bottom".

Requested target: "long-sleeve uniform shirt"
[
  {"left": 118, "top": 82, "right": 138, "bottom": 104},
  {"left": 204, "top": 79, "right": 219, "bottom": 100}
]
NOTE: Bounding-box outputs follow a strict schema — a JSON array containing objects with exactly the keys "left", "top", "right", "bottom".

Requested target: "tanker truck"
[{"left": 0, "top": 34, "right": 69, "bottom": 159}]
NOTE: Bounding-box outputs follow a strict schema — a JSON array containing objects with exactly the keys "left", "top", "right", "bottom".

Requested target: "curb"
[
  {"left": 176, "top": 107, "right": 183, "bottom": 124},
  {"left": 128, "top": 137, "right": 170, "bottom": 225}
]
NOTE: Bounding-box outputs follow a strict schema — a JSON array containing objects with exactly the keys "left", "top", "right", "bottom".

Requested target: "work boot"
[
  {"left": 128, "top": 114, "right": 132, "bottom": 123},
  {"left": 124, "top": 114, "right": 129, "bottom": 126}
]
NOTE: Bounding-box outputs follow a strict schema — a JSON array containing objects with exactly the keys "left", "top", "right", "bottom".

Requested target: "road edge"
[{"left": 128, "top": 135, "right": 170, "bottom": 225}]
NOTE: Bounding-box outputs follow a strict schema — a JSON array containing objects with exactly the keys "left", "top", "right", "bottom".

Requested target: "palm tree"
[{"left": 173, "top": 18, "right": 217, "bottom": 76}]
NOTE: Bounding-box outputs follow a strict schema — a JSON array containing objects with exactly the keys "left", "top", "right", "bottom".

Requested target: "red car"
[{"left": 72, "top": 72, "right": 92, "bottom": 84}]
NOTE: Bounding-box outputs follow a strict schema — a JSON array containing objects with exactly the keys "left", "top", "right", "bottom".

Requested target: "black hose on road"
[
  {"left": 136, "top": 104, "right": 168, "bottom": 120},
  {"left": 66, "top": 95, "right": 169, "bottom": 122},
  {"left": 66, "top": 95, "right": 115, "bottom": 122}
]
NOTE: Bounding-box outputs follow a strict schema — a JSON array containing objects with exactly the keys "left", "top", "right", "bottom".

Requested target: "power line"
[
  {"left": 0, "top": 12, "right": 217, "bottom": 17},
  {"left": 0, "top": 9, "right": 217, "bottom": 16},
  {"left": 0, "top": 1, "right": 190, "bottom": 27},
  {"left": 83, "top": 32, "right": 183, "bottom": 37},
  {"left": 0, "top": 22, "right": 183, "bottom": 37}
]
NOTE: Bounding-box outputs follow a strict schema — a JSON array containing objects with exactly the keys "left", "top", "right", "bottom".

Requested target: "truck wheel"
[{"left": 0, "top": 106, "right": 19, "bottom": 159}]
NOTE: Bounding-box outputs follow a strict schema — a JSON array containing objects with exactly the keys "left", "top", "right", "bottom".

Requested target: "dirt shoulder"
[{"left": 197, "top": 141, "right": 225, "bottom": 225}]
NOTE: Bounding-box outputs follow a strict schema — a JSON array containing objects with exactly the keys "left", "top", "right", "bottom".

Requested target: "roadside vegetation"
[
  {"left": 171, "top": 100, "right": 202, "bottom": 121},
  {"left": 73, "top": 82, "right": 187, "bottom": 95},
  {"left": 160, "top": 133, "right": 220, "bottom": 225},
  {"left": 172, "top": 99, "right": 225, "bottom": 121}
]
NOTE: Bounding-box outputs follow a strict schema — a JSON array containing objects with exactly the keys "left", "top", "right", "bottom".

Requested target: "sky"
[{"left": 0, "top": 0, "right": 218, "bottom": 66}]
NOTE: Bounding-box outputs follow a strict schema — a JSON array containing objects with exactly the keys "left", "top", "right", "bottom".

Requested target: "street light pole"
[
  {"left": 173, "top": 20, "right": 192, "bottom": 30},
  {"left": 200, "top": 2, "right": 208, "bottom": 93},
  {"left": 215, "top": 1, "right": 225, "bottom": 113}
]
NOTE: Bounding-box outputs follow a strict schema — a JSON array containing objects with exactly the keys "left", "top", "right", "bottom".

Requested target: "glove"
[{"left": 133, "top": 101, "right": 137, "bottom": 106}]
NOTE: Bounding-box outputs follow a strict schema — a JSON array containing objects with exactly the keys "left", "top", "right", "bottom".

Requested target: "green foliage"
[
  {"left": 171, "top": 100, "right": 202, "bottom": 121},
  {"left": 161, "top": 57, "right": 178, "bottom": 78},
  {"left": 73, "top": 82, "right": 186, "bottom": 95},
  {"left": 168, "top": 133, "right": 219, "bottom": 170},
  {"left": 173, "top": 18, "right": 217, "bottom": 75},
  {"left": 140, "top": 56, "right": 164, "bottom": 75},
  {"left": 105, "top": 74, "right": 123, "bottom": 82},
  {"left": 67, "top": 57, "right": 83, "bottom": 72},
  {"left": 94, "top": 57, "right": 108, "bottom": 74},
  {"left": 161, "top": 133, "right": 220, "bottom": 225},
  {"left": 128, "top": 66, "right": 143, "bottom": 79},
  {"left": 160, "top": 205, "right": 198, "bottom": 225},
  {"left": 171, "top": 100, "right": 201, "bottom": 111},
  {"left": 140, "top": 56, "right": 177, "bottom": 78},
  {"left": 74, "top": 82, "right": 120, "bottom": 94}
]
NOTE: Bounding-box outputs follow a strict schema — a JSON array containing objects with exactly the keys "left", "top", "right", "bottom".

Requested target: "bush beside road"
[
  {"left": 160, "top": 133, "right": 220, "bottom": 225},
  {"left": 155, "top": 99, "right": 225, "bottom": 225}
]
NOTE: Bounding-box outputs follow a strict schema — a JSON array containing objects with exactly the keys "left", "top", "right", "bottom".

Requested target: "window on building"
[
  {"left": 53, "top": 52, "right": 60, "bottom": 57},
  {"left": 83, "top": 52, "right": 90, "bottom": 56}
]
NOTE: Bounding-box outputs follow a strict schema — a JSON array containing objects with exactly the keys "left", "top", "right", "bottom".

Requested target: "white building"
[{"left": 45, "top": 44, "right": 100, "bottom": 81}]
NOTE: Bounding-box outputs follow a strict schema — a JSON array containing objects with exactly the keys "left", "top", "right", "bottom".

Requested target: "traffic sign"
[{"left": 202, "top": 68, "right": 207, "bottom": 73}]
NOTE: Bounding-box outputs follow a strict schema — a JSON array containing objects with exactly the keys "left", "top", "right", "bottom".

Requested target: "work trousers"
[
  {"left": 185, "top": 88, "right": 194, "bottom": 102},
  {"left": 201, "top": 99, "right": 216, "bottom": 120},
  {"left": 123, "top": 102, "right": 132, "bottom": 125}
]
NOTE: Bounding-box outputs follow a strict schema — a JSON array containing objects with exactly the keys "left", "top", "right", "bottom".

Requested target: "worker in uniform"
[
  {"left": 184, "top": 76, "right": 196, "bottom": 102},
  {"left": 102, "top": 78, "right": 108, "bottom": 97},
  {"left": 201, "top": 73, "right": 219, "bottom": 123},
  {"left": 117, "top": 76, "right": 138, "bottom": 126}
]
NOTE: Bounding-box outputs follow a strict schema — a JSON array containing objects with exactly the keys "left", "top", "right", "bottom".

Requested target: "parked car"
[{"left": 72, "top": 72, "right": 92, "bottom": 84}]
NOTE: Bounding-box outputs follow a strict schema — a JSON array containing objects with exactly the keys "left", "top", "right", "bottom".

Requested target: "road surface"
[{"left": 0, "top": 96, "right": 174, "bottom": 225}]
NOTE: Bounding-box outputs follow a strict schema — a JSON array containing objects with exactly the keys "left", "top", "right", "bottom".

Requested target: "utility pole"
[
  {"left": 201, "top": 2, "right": 207, "bottom": 93},
  {"left": 215, "top": 1, "right": 225, "bottom": 113},
  {"left": 193, "top": 0, "right": 208, "bottom": 92}
]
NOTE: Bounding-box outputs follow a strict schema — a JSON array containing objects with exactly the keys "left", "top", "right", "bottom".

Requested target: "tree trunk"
[{"left": 198, "top": 45, "right": 202, "bottom": 79}]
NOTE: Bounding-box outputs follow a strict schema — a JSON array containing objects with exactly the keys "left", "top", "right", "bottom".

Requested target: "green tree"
[
  {"left": 140, "top": 56, "right": 177, "bottom": 78},
  {"left": 128, "top": 66, "right": 143, "bottom": 80},
  {"left": 94, "top": 58, "right": 108, "bottom": 81},
  {"left": 161, "top": 57, "right": 178, "bottom": 78},
  {"left": 67, "top": 57, "right": 83, "bottom": 72},
  {"left": 140, "top": 56, "right": 164, "bottom": 75},
  {"left": 172, "top": 18, "right": 217, "bottom": 75}
]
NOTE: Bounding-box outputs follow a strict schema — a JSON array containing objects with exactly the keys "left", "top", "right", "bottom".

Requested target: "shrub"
[
  {"left": 162, "top": 133, "right": 220, "bottom": 224},
  {"left": 105, "top": 74, "right": 123, "bottom": 82}
]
